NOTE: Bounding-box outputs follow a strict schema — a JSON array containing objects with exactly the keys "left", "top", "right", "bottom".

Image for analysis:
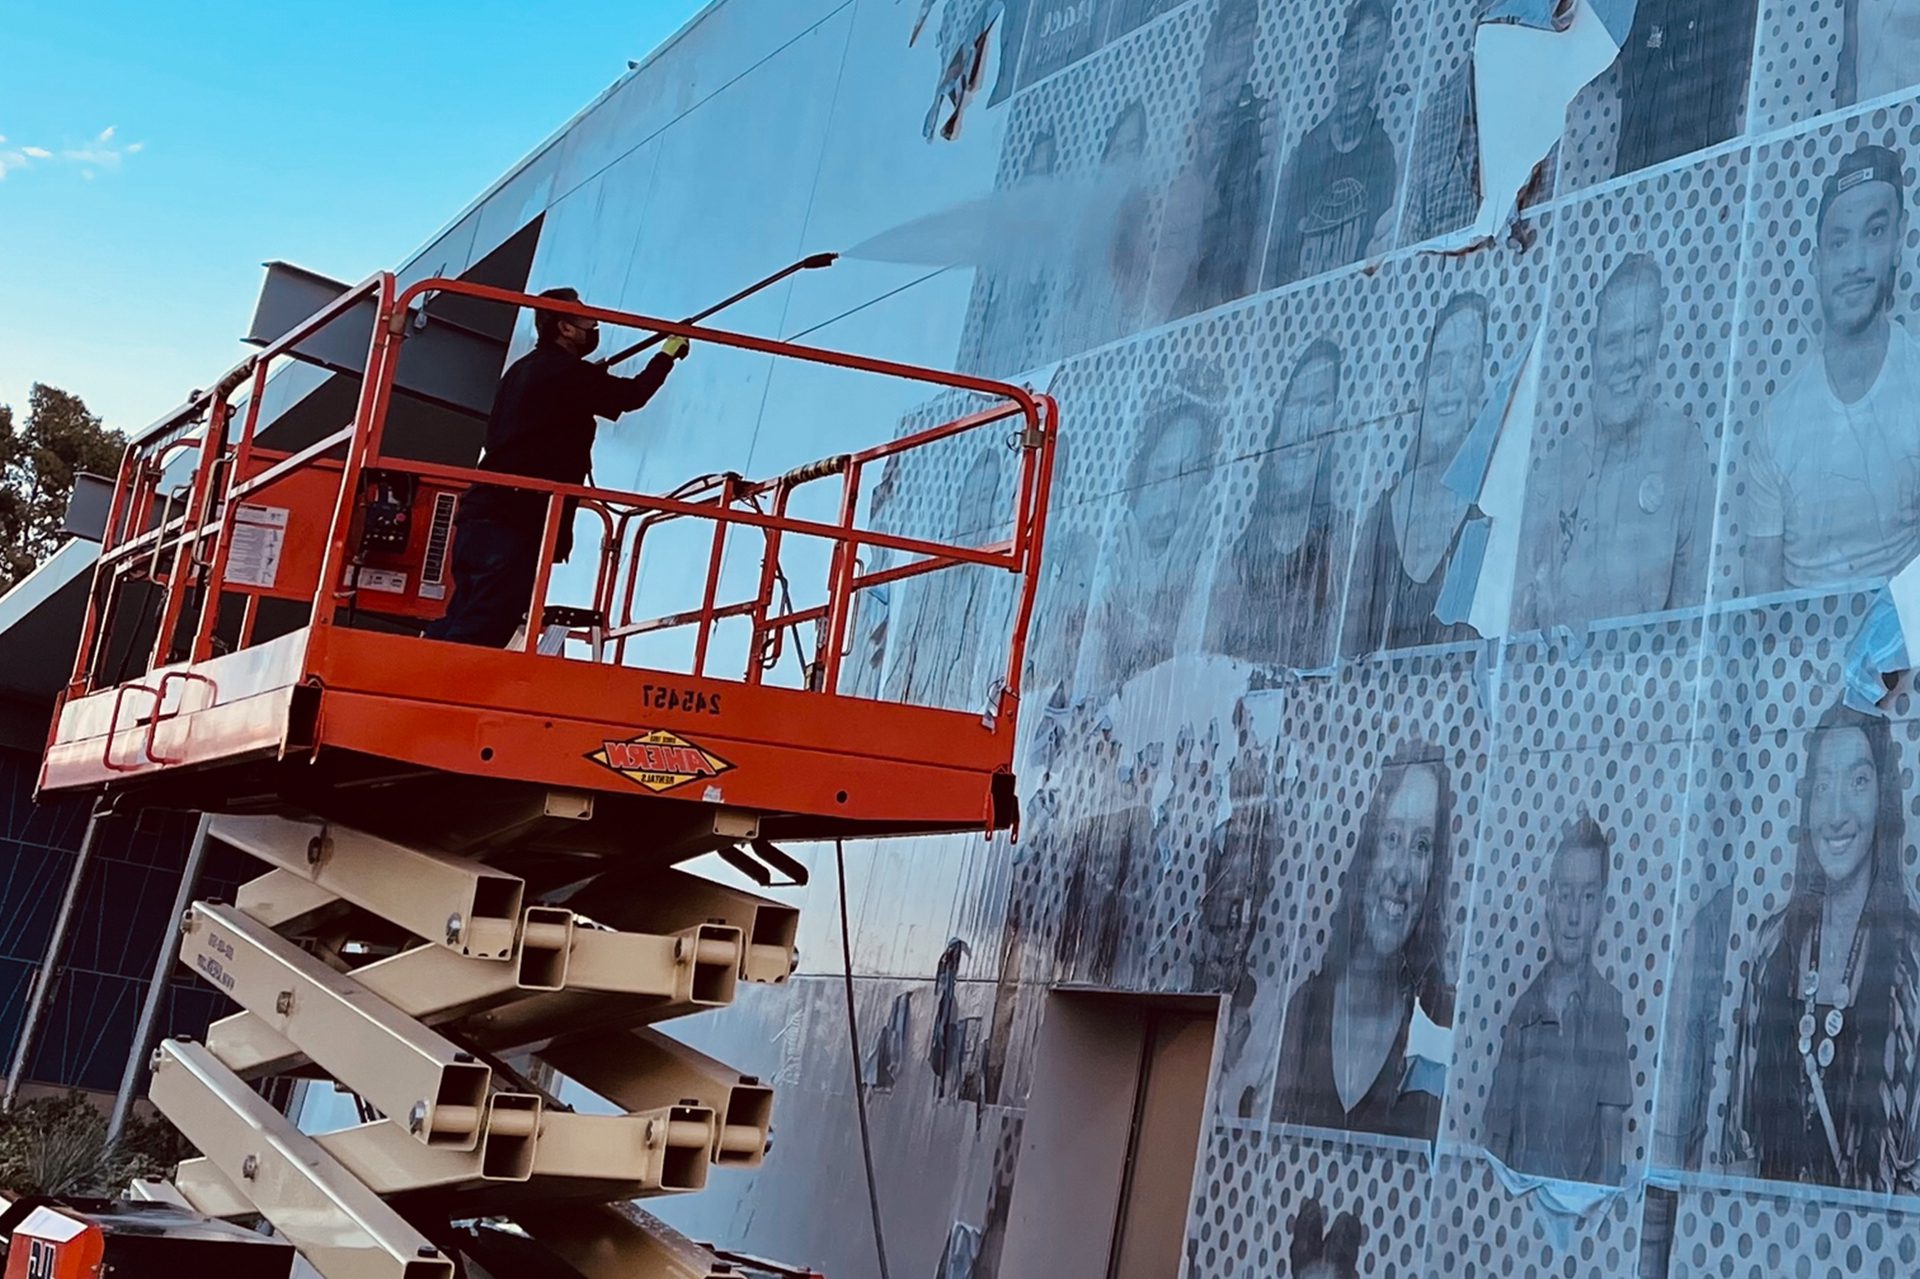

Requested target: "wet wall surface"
[{"left": 437, "top": 1, "right": 1920, "bottom": 1274}]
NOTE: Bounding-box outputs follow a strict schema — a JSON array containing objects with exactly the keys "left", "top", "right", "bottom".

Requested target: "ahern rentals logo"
[{"left": 588, "top": 729, "right": 734, "bottom": 793}]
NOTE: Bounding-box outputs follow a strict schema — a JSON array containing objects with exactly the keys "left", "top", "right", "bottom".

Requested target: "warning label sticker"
[
  {"left": 224, "top": 504, "right": 288, "bottom": 589},
  {"left": 587, "top": 729, "right": 735, "bottom": 794}
]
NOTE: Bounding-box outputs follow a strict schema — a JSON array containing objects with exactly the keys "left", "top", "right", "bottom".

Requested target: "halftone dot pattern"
[
  {"left": 1231, "top": 271, "right": 1396, "bottom": 470},
  {"left": 1396, "top": 0, "right": 1505, "bottom": 249},
  {"left": 1442, "top": 737, "right": 1688, "bottom": 1174},
  {"left": 996, "top": 3, "right": 1210, "bottom": 185},
  {"left": 1186, "top": 1123, "right": 1434, "bottom": 1278},
  {"left": 860, "top": 403, "right": 1029, "bottom": 710},
  {"left": 1349, "top": 230, "right": 1555, "bottom": 493},
  {"left": 1202, "top": 273, "right": 1406, "bottom": 636},
  {"left": 1037, "top": 347, "right": 1148, "bottom": 510},
  {"left": 1408, "top": 0, "right": 1478, "bottom": 106},
  {"left": 749, "top": 12, "right": 1920, "bottom": 1279},
  {"left": 1111, "top": 713, "right": 1229, "bottom": 989},
  {"left": 1070, "top": 307, "right": 1262, "bottom": 695},
  {"left": 1532, "top": 146, "right": 1747, "bottom": 484},
  {"left": 980, "top": 1108, "right": 1025, "bottom": 1262},
  {"left": 1498, "top": 616, "right": 1710, "bottom": 752},
  {"left": 1426, "top": 1151, "right": 1644, "bottom": 1278},
  {"left": 1187, "top": 1122, "right": 1279, "bottom": 1278},
  {"left": 1670, "top": 1185, "right": 1920, "bottom": 1278},
  {"left": 1203, "top": 681, "right": 1318, "bottom": 1120},
  {"left": 1558, "top": 60, "right": 1628, "bottom": 196},
  {"left": 1716, "top": 99, "right": 1920, "bottom": 598},
  {"left": 1342, "top": 232, "right": 1549, "bottom": 514},
  {"left": 1749, "top": 0, "right": 1849, "bottom": 131},
  {"left": 868, "top": 387, "right": 1023, "bottom": 544},
  {"left": 1114, "top": 300, "right": 1266, "bottom": 500},
  {"left": 1017, "top": 490, "right": 1114, "bottom": 715},
  {"left": 1238, "top": 648, "right": 1492, "bottom": 1121}
]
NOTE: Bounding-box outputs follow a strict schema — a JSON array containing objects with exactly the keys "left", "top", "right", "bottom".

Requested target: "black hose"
[{"left": 836, "top": 838, "right": 893, "bottom": 1279}]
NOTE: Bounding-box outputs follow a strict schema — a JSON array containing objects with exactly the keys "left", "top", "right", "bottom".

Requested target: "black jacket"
[{"left": 460, "top": 343, "right": 675, "bottom": 557}]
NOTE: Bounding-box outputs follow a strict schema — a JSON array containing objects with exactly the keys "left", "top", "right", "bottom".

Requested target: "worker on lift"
[{"left": 426, "top": 286, "right": 690, "bottom": 647}]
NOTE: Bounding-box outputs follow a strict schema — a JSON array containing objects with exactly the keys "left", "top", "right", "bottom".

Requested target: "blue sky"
[{"left": 0, "top": 1, "right": 709, "bottom": 432}]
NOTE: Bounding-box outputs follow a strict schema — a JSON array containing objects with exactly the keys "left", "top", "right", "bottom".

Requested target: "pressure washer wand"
[{"left": 598, "top": 252, "right": 839, "bottom": 368}]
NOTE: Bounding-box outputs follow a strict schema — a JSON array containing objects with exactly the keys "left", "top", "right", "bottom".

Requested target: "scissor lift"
[{"left": 39, "top": 276, "right": 1056, "bottom": 1279}]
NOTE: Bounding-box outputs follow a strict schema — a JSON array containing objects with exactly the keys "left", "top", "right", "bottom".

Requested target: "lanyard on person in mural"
[{"left": 1799, "top": 910, "right": 1869, "bottom": 1178}]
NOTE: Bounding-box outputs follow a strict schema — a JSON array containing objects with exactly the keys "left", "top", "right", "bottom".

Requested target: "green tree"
[
  {"left": 0, "top": 384, "right": 126, "bottom": 592},
  {"left": 0, "top": 1092, "right": 190, "bottom": 1197}
]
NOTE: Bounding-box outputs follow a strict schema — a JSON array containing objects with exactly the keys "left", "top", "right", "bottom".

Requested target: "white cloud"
[
  {"left": 61, "top": 146, "right": 123, "bottom": 169},
  {"left": 0, "top": 127, "right": 144, "bottom": 179}
]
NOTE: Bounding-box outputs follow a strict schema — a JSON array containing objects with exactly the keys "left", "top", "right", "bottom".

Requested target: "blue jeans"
[{"left": 423, "top": 516, "right": 538, "bottom": 648}]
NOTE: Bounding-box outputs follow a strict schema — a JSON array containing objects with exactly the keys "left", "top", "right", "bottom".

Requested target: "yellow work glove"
[{"left": 663, "top": 335, "right": 691, "bottom": 361}]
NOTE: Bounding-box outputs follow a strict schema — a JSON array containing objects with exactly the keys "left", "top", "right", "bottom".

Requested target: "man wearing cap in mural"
[
  {"left": 1746, "top": 144, "right": 1920, "bottom": 594},
  {"left": 1513, "top": 253, "right": 1712, "bottom": 631},
  {"left": 1482, "top": 813, "right": 1632, "bottom": 1186}
]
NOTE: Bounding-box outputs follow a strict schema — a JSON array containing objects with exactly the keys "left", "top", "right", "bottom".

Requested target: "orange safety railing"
[{"left": 64, "top": 274, "right": 1058, "bottom": 727}]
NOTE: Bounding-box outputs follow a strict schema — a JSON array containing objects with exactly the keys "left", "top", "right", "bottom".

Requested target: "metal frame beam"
[
  {"left": 541, "top": 1027, "right": 771, "bottom": 1168},
  {"left": 182, "top": 901, "right": 490, "bottom": 1148},
  {"left": 211, "top": 814, "right": 522, "bottom": 960},
  {"left": 149, "top": 1041, "right": 455, "bottom": 1279}
]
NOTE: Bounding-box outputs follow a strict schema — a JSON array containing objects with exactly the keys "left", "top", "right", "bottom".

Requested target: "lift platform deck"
[{"left": 40, "top": 273, "right": 1055, "bottom": 859}]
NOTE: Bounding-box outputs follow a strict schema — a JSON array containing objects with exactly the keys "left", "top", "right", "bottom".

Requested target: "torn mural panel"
[
  {"left": 865, "top": 989, "right": 914, "bottom": 1091},
  {"left": 1448, "top": 0, "right": 1627, "bottom": 247},
  {"left": 919, "top": 0, "right": 1030, "bottom": 141}
]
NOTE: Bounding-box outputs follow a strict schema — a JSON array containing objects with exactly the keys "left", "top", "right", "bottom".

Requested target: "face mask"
[{"left": 575, "top": 326, "right": 601, "bottom": 356}]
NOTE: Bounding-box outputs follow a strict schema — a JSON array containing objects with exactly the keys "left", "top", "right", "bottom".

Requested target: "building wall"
[
  {"left": 0, "top": 746, "right": 249, "bottom": 1094},
  {"left": 404, "top": 1, "right": 1920, "bottom": 1275}
]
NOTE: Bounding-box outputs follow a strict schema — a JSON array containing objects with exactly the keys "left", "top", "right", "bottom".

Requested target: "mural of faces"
[
  {"left": 1332, "top": 3, "right": 1390, "bottom": 129},
  {"left": 1816, "top": 177, "right": 1902, "bottom": 337},
  {"left": 1278, "top": 347, "right": 1341, "bottom": 447},
  {"left": 1547, "top": 839, "right": 1606, "bottom": 968},
  {"left": 1267, "top": 0, "right": 1400, "bottom": 286},
  {"left": 1589, "top": 269, "right": 1664, "bottom": 433},
  {"left": 1272, "top": 747, "right": 1455, "bottom": 1142},
  {"left": 1743, "top": 148, "right": 1920, "bottom": 594},
  {"left": 1840, "top": 0, "right": 1920, "bottom": 107},
  {"left": 1419, "top": 296, "right": 1491, "bottom": 456},
  {"left": 1132, "top": 404, "right": 1212, "bottom": 560},
  {"left": 1288, "top": 1199, "right": 1364, "bottom": 1279},
  {"left": 1483, "top": 817, "right": 1632, "bottom": 1186},
  {"left": 1360, "top": 761, "right": 1440, "bottom": 962},
  {"left": 1807, "top": 722, "right": 1879, "bottom": 887},
  {"left": 1723, "top": 705, "right": 1920, "bottom": 1195}
]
